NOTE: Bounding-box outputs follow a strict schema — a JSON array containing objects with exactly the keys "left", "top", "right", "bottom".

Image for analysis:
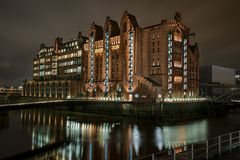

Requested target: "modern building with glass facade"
[{"left": 23, "top": 11, "right": 200, "bottom": 101}]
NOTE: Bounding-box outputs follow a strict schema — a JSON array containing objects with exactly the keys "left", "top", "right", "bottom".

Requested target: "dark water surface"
[{"left": 0, "top": 109, "right": 240, "bottom": 160}]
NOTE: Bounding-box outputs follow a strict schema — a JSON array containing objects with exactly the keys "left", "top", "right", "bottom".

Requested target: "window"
[
  {"left": 52, "top": 69, "right": 57, "bottom": 75},
  {"left": 52, "top": 62, "right": 57, "bottom": 68},
  {"left": 46, "top": 58, "right": 51, "bottom": 62},
  {"left": 34, "top": 60, "right": 39, "bottom": 64},
  {"left": 174, "top": 76, "right": 182, "bottom": 83},
  {"left": 174, "top": 61, "right": 182, "bottom": 68},
  {"left": 40, "top": 65, "right": 45, "bottom": 70},
  {"left": 52, "top": 56, "right": 57, "bottom": 62},
  {"left": 40, "top": 71, "right": 44, "bottom": 76},
  {"left": 174, "top": 28, "right": 182, "bottom": 42},
  {"left": 40, "top": 58, "right": 45, "bottom": 63}
]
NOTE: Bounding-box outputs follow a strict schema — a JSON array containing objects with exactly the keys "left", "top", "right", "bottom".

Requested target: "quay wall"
[{"left": 0, "top": 100, "right": 229, "bottom": 123}]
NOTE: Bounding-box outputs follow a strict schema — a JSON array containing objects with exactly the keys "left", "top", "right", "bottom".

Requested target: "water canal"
[{"left": 0, "top": 108, "right": 240, "bottom": 159}]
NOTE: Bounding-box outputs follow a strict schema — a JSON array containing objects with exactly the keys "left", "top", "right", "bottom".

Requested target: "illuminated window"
[
  {"left": 52, "top": 56, "right": 57, "bottom": 62},
  {"left": 46, "top": 58, "right": 51, "bottom": 62},
  {"left": 52, "top": 69, "right": 57, "bottom": 75},
  {"left": 45, "top": 71, "right": 51, "bottom": 76},
  {"left": 77, "top": 50, "right": 82, "bottom": 57},
  {"left": 174, "top": 28, "right": 182, "bottom": 42},
  {"left": 174, "top": 76, "right": 182, "bottom": 83},
  {"left": 184, "top": 84, "right": 187, "bottom": 90},
  {"left": 168, "top": 84, "right": 172, "bottom": 89},
  {"left": 34, "top": 60, "right": 39, "bottom": 64},
  {"left": 40, "top": 58, "right": 45, "bottom": 63},
  {"left": 40, "top": 71, "right": 44, "bottom": 76},
  {"left": 174, "top": 61, "right": 182, "bottom": 68},
  {"left": 40, "top": 64, "right": 44, "bottom": 70},
  {"left": 168, "top": 76, "right": 172, "bottom": 82}
]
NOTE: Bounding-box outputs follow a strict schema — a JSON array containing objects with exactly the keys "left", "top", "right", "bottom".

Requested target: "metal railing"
[{"left": 135, "top": 130, "right": 240, "bottom": 160}]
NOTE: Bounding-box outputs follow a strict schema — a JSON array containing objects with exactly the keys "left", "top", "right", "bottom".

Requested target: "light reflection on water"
[{"left": 0, "top": 109, "right": 209, "bottom": 160}]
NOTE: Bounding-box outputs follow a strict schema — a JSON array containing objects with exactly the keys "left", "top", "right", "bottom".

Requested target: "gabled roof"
[
  {"left": 105, "top": 17, "right": 120, "bottom": 37},
  {"left": 90, "top": 23, "right": 103, "bottom": 40},
  {"left": 126, "top": 13, "right": 139, "bottom": 27}
]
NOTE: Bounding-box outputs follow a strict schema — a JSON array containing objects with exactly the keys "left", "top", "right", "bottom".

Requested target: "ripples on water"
[{"left": 0, "top": 108, "right": 228, "bottom": 160}]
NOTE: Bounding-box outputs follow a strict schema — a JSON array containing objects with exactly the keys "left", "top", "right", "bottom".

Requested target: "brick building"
[{"left": 24, "top": 11, "right": 200, "bottom": 101}]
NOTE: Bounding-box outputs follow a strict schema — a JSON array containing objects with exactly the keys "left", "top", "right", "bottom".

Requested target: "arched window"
[{"left": 174, "top": 28, "right": 182, "bottom": 42}]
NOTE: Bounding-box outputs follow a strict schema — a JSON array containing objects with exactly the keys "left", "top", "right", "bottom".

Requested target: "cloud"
[{"left": 0, "top": 61, "right": 11, "bottom": 69}]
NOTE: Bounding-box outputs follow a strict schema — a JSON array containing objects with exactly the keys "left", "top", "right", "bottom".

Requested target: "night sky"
[{"left": 0, "top": 0, "right": 240, "bottom": 86}]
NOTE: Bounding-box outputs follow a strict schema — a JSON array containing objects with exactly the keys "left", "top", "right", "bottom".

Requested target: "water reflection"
[
  {"left": 155, "top": 127, "right": 163, "bottom": 150},
  {"left": 64, "top": 119, "right": 117, "bottom": 160},
  {"left": 0, "top": 112, "right": 9, "bottom": 131},
  {"left": 132, "top": 125, "right": 141, "bottom": 156},
  {"left": 0, "top": 109, "right": 210, "bottom": 159},
  {"left": 161, "top": 120, "right": 208, "bottom": 149}
]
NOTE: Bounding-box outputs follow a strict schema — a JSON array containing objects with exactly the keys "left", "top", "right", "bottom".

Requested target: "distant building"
[
  {"left": 200, "top": 65, "right": 238, "bottom": 97},
  {"left": 23, "top": 11, "right": 200, "bottom": 101},
  {"left": 0, "top": 86, "right": 22, "bottom": 95},
  {"left": 200, "top": 65, "right": 235, "bottom": 85},
  {"left": 235, "top": 70, "right": 240, "bottom": 86}
]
